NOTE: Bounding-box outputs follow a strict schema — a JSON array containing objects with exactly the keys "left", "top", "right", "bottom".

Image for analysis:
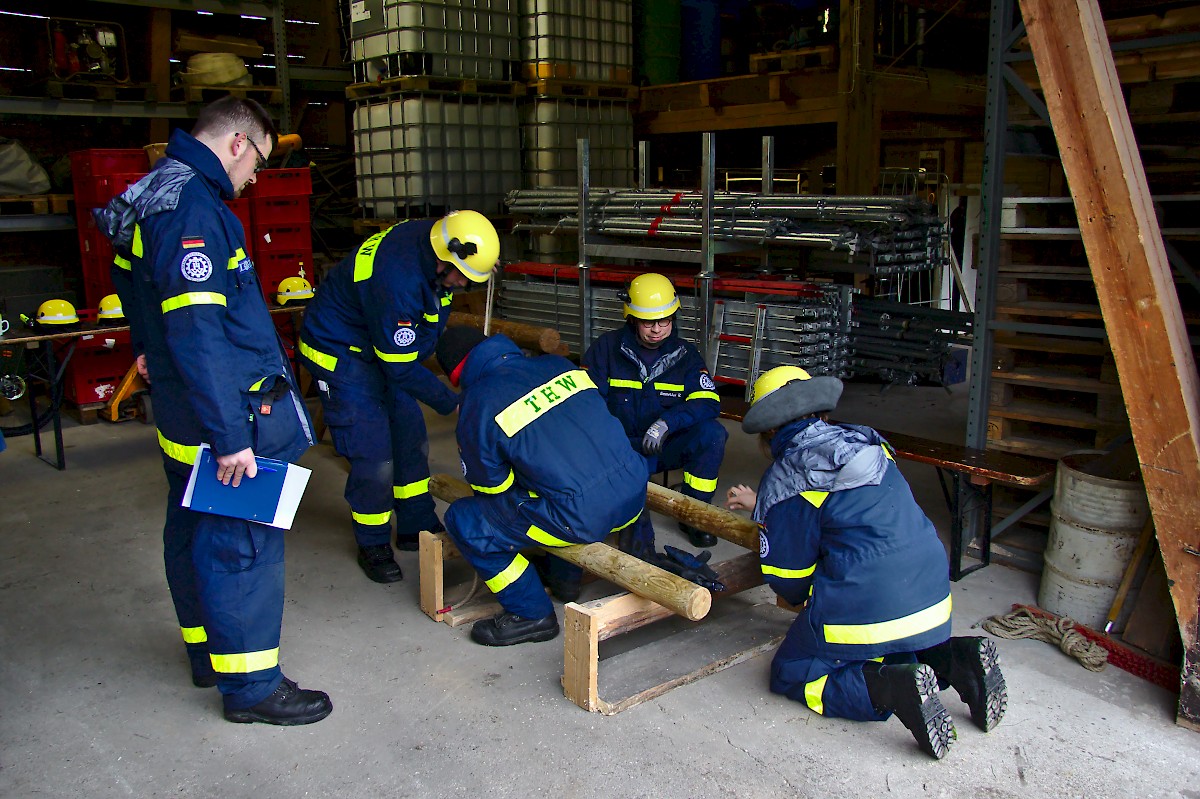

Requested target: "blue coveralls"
[
  {"left": 96, "top": 129, "right": 315, "bottom": 711},
  {"left": 755, "top": 418, "right": 952, "bottom": 722},
  {"left": 582, "top": 323, "right": 726, "bottom": 550},
  {"left": 297, "top": 221, "right": 458, "bottom": 548},
  {"left": 445, "top": 335, "right": 648, "bottom": 619}
]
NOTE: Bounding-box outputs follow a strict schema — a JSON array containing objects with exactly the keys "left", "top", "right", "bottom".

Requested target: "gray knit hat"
[{"left": 742, "top": 365, "right": 843, "bottom": 434}]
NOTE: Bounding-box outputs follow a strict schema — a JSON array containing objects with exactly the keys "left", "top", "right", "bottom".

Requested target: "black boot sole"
[
  {"left": 224, "top": 703, "right": 333, "bottom": 726},
  {"left": 890, "top": 664, "right": 957, "bottom": 760},
  {"left": 953, "top": 637, "right": 1008, "bottom": 732},
  {"left": 357, "top": 554, "right": 403, "bottom": 583}
]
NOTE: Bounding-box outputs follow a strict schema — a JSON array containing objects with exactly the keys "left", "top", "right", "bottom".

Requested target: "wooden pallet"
[
  {"left": 346, "top": 75, "right": 524, "bottom": 100},
  {"left": 749, "top": 44, "right": 836, "bottom": 73},
  {"left": 38, "top": 79, "right": 158, "bottom": 102},
  {"left": 528, "top": 79, "right": 638, "bottom": 101},
  {"left": 173, "top": 84, "right": 283, "bottom": 104},
  {"left": 0, "top": 194, "right": 72, "bottom": 215}
]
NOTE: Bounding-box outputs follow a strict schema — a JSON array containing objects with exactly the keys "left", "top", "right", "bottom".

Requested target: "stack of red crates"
[
  {"left": 53, "top": 310, "right": 135, "bottom": 408},
  {"left": 70, "top": 149, "right": 149, "bottom": 307},
  {"left": 243, "top": 167, "right": 314, "bottom": 304}
]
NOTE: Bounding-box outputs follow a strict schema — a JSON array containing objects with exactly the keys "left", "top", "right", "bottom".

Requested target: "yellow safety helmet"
[
  {"left": 743, "top": 365, "right": 843, "bottom": 434},
  {"left": 97, "top": 294, "right": 125, "bottom": 320},
  {"left": 623, "top": 273, "right": 680, "bottom": 320},
  {"left": 36, "top": 298, "right": 80, "bottom": 326},
  {"left": 276, "top": 276, "right": 314, "bottom": 305},
  {"left": 430, "top": 210, "right": 500, "bottom": 283}
]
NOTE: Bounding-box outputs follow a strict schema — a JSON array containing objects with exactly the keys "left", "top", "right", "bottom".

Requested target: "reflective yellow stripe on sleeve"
[
  {"left": 132, "top": 224, "right": 143, "bottom": 258},
  {"left": 299, "top": 340, "right": 338, "bottom": 371},
  {"left": 114, "top": 254, "right": 131, "bottom": 271},
  {"left": 374, "top": 347, "right": 419, "bottom": 363},
  {"left": 423, "top": 312, "right": 438, "bottom": 323},
  {"left": 227, "top": 249, "right": 246, "bottom": 270},
  {"left": 249, "top": 376, "right": 271, "bottom": 391},
  {"left": 471, "top": 470, "right": 515, "bottom": 495},
  {"left": 823, "top": 594, "right": 953, "bottom": 646},
  {"left": 353, "top": 227, "right": 391, "bottom": 282},
  {"left": 485, "top": 554, "right": 530, "bottom": 593},
  {"left": 157, "top": 430, "right": 200, "bottom": 466},
  {"left": 683, "top": 472, "right": 718, "bottom": 493},
  {"left": 804, "top": 674, "right": 829, "bottom": 715},
  {"left": 210, "top": 647, "right": 279, "bottom": 674},
  {"left": 162, "top": 292, "right": 227, "bottom": 314},
  {"left": 526, "top": 525, "right": 571, "bottom": 547},
  {"left": 441, "top": 295, "right": 452, "bottom": 306},
  {"left": 608, "top": 378, "right": 642, "bottom": 389},
  {"left": 761, "top": 563, "right": 816, "bottom": 580},
  {"left": 352, "top": 509, "right": 392, "bottom": 526},
  {"left": 180, "top": 625, "right": 207, "bottom": 644},
  {"left": 611, "top": 509, "right": 642, "bottom": 532},
  {"left": 687, "top": 391, "right": 720, "bottom": 401},
  {"left": 653, "top": 382, "right": 684, "bottom": 391},
  {"left": 393, "top": 478, "right": 430, "bottom": 500},
  {"left": 494, "top": 370, "right": 597, "bottom": 437}
]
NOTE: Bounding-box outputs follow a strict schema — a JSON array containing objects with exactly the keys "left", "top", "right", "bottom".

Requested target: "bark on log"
[
  {"left": 645, "top": 482, "right": 760, "bottom": 550},
  {"left": 428, "top": 474, "right": 712, "bottom": 621},
  {"left": 447, "top": 312, "right": 564, "bottom": 355}
]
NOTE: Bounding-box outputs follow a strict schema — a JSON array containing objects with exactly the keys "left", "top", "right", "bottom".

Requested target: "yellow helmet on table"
[
  {"left": 277, "top": 276, "right": 314, "bottom": 305},
  {"left": 623, "top": 273, "right": 680, "bottom": 320},
  {"left": 97, "top": 294, "right": 125, "bottom": 320},
  {"left": 430, "top": 210, "right": 500, "bottom": 283},
  {"left": 36, "top": 298, "right": 80, "bottom": 326}
]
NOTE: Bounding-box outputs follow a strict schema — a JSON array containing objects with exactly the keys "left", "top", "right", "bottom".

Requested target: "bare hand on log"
[{"left": 724, "top": 484, "right": 757, "bottom": 512}]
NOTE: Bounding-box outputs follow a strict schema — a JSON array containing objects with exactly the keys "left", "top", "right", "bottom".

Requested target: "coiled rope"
[{"left": 982, "top": 607, "right": 1109, "bottom": 672}]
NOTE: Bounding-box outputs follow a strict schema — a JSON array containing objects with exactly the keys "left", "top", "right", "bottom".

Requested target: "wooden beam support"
[
  {"left": 148, "top": 9, "right": 172, "bottom": 143},
  {"left": 445, "top": 312, "right": 566, "bottom": 355},
  {"left": 836, "top": 0, "right": 879, "bottom": 195},
  {"left": 1019, "top": 0, "right": 1200, "bottom": 729},
  {"left": 428, "top": 474, "right": 712, "bottom": 621}
]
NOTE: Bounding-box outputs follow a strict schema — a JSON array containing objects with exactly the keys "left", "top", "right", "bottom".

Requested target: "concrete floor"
[{"left": 2, "top": 381, "right": 1198, "bottom": 799}]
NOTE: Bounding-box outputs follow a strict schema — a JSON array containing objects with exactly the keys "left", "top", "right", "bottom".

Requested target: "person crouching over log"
[
  {"left": 433, "top": 328, "right": 649, "bottom": 646},
  {"left": 725, "top": 366, "right": 1008, "bottom": 759}
]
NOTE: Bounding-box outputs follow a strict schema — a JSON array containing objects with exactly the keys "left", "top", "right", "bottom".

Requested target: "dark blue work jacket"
[
  {"left": 582, "top": 324, "right": 720, "bottom": 447},
  {"left": 457, "top": 335, "right": 648, "bottom": 539},
  {"left": 298, "top": 220, "right": 458, "bottom": 414},
  {"left": 95, "top": 129, "right": 313, "bottom": 472},
  {"left": 755, "top": 419, "right": 952, "bottom": 661}
]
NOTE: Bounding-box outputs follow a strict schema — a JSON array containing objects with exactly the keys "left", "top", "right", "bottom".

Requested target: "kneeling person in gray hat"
[{"left": 725, "top": 366, "right": 1008, "bottom": 759}]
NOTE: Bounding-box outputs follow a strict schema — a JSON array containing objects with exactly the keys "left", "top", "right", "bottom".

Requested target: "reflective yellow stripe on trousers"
[
  {"left": 485, "top": 554, "right": 531, "bottom": 593},
  {"left": 683, "top": 472, "right": 718, "bottom": 493},
  {"left": 352, "top": 509, "right": 392, "bottom": 526},
  {"left": 181, "top": 625, "right": 207, "bottom": 644},
  {"left": 393, "top": 478, "right": 430, "bottom": 500},
  {"left": 210, "top": 647, "right": 279, "bottom": 674},
  {"left": 804, "top": 674, "right": 829, "bottom": 714}
]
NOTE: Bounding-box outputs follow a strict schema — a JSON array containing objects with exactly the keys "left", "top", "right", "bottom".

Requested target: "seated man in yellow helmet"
[
  {"left": 579, "top": 273, "right": 728, "bottom": 582},
  {"left": 725, "top": 365, "right": 1008, "bottom": 760},
  {"left": 297, "top": 211, "right": 500, "bottom": 584}
]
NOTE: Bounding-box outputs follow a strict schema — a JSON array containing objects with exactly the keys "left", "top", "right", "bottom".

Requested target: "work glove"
[
  {"left": 641, "top": 418, "right": 669, "bottom": 456},
  {"left": 648, "top": 545, "right": 726, "bottom": 593}
]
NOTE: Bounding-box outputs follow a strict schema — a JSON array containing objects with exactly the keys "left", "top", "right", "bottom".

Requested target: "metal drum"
[{"left": 1038, "top": 450, "right": 1150, "bottom": 629}]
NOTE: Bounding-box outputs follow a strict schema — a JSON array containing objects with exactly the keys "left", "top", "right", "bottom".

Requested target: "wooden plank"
[
  {"left": 638, "top": 98, "right": 840, "bottom": 135},
  {"left": 836, "top": 0, "right": 879, "bottom": 195},
  {"left": 1020, "top": 0, "right": 1200, "bottom": 729},
  {"left": 562, "top": 602, "right": 601, "bottom": 711}
]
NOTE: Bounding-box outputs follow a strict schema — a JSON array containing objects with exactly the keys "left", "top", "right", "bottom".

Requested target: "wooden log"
[
  {"left": 645, "top": 482, "right": 760, "bottom": 550},
  {"left": 428, "top": 474, "right": 712, "bottom": 621},
  {"left": 446, "top": 312, "right": 563, "bottom": 355}
]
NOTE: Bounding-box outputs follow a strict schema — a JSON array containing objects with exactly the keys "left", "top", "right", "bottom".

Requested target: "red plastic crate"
[
  {"left": 226, "top": 198, "right": 255, "bottom": 260},
  {"left": 242, "top": 167, "right": 312, "bottom": 198},
  {"left": 251, "top": 196, "right": 310, "bottom": 225},
  {"left": 74, "top": 172, "right": 147, "bottom": 208},
  {"left": 70, "top": 149, "right": 149, "bottom": 181},
  {"left": 251, "top": 223, "right": 312, "bottom": 255},
  {"left": 56, "top": 337, "right": 134, "bottom": 405}
]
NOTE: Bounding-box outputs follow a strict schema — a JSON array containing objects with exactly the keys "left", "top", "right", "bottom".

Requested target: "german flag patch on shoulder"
[{"left": 181, "top": 236, "right": 206, "bottom": 249}]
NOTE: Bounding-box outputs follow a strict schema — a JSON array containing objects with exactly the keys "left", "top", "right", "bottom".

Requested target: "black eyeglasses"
[{"left": 241, "top": 133, "right": 268, "bottom": 173}]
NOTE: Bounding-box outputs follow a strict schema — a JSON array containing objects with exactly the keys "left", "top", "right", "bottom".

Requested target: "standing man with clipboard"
[{"left": 96, "top": 97, "right": 331, "bottom": 726}]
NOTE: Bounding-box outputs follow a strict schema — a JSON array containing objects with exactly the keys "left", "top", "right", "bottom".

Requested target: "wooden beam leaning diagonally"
[
  {"left": 1019, "top": 0, "right": 1200, "bottom": 729},
  {"left": 427, "top": 474, "right": 712, "bottom": 621}
]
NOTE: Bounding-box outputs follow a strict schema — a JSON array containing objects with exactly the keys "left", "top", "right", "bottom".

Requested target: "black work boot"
[
  {"left": 918, "top": 636, "right": 1008, "bottom": 732},
  {"left": 863, "top": 662, "right": 957, "bottom": 760},
  {"left": 678, "top": 521, "right": 717, "bottom": 548},
  {"left": 470, "top": 611, "right": 560, "bottom": 646},
  {"left": 397, "top": 521, "right": 445, "bottom": 552},
  {"left": 357, "top": 545, "right": 403, "bottom": 583},
  {"left": 224, "top": 676, "right": 333, "bottom": 726}
]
